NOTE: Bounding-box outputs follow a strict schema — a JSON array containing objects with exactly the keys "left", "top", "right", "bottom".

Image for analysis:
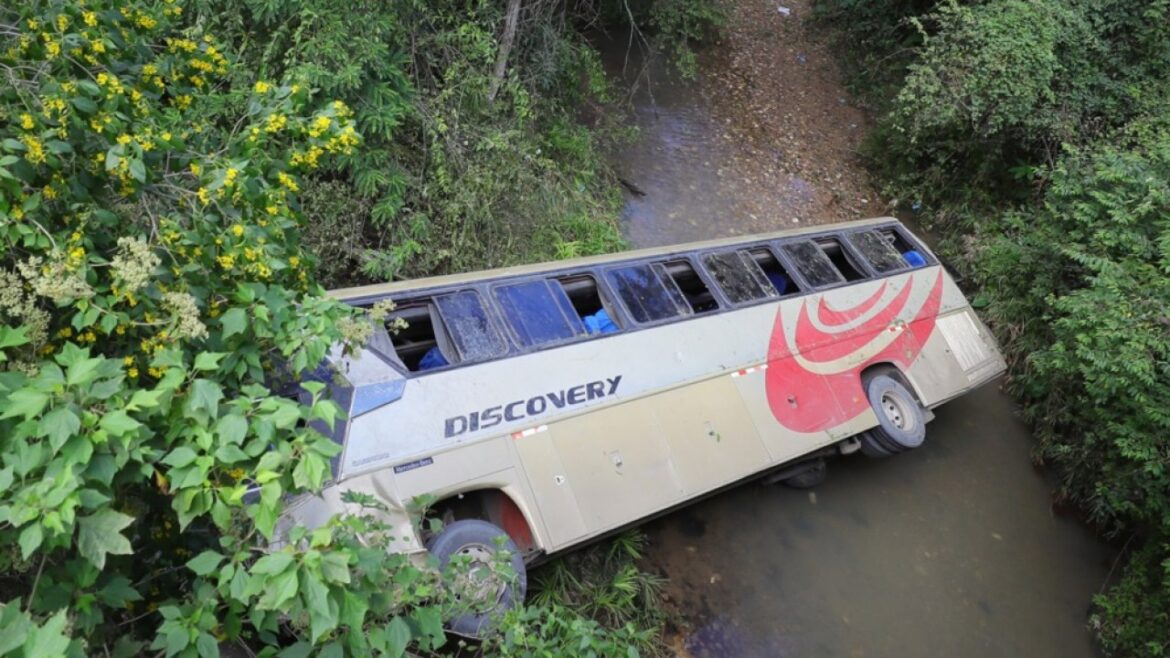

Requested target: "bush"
[
  {"left": 0, "top": 2, "right": 471, "bottom": 655},
  {"left": 189, "top": 0, "right": 627, "bottom": 287}
]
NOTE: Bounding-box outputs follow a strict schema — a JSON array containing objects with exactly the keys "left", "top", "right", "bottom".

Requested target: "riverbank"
[{"left": 600, "top": 0, "right": 882, "bottom": 248}]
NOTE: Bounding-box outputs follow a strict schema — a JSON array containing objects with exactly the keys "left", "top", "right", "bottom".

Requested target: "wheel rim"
[
  {"left": 881, "top": 392, "right": 911, "bottom": 430},
  {"left": 451, "top": 543, "right": 508, "bottom": 614}
]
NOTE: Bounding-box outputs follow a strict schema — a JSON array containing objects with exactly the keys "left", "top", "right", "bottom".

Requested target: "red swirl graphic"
[{"left": 765, "top": 271, "right": 944, "bottom": 433}]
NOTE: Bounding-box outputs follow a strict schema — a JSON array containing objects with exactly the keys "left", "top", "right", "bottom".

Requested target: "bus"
[{"left": 276, "top": 217, "right": 1006, "bottom": 635}]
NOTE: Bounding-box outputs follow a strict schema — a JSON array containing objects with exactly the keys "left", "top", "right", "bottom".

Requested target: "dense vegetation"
[
  {"left": 813, "top": 0, "right": 1170, "bottom": 654},
  {"left": 0, "top": 0, "right": 723, "bottom": 656}
]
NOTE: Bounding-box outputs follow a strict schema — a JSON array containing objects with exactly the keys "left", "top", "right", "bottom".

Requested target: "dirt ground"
[{"left": 698, "top": 0, "right": 886, "bottom": 221}]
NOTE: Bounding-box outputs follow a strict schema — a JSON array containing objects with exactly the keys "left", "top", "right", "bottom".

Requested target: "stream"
[{"left": 595, "top": 11, "right": 1113, "bottom": 658}]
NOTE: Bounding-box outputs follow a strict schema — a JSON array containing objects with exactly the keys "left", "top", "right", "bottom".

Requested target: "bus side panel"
[
  {"left": 733, "top": 367, "right": 841, "bottom": 463},
  {"left": 545, "top": 400, "right": 685, "bottom": 534},
  {"left": 511, "top": 431, "right": 589, "bottom": 551},
  {"left": 649, "top": 375, "right": 770, "bottom": 496}
]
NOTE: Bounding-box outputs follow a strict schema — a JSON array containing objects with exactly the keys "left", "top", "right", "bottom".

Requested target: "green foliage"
[
  {"left": 648, "top": 0, "right": 727, "bottom": 79},
  {"left": 817, "top": 0, "right": 1170, "bottom": 653},
  {"left": 0, "top": 2, "right": 468, "bottom": 655},
  {"left": 189, "top": 0, "right": 627, "bottom": 287},
  {"left": 1091, "top": 535, "right": 1170, "bottom": 656},
  {"left": 528, "top": 531, "right": 667, "bottom": 654}
]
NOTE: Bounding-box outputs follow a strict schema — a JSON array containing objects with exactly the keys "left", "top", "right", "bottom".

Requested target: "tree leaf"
[
  {"left": 162, "top": 447, "right": 198, "bottom": 468},
  {"left": 184, "top": 379, "right": 223, "bottom": 422},
  {"left": 220, "top": 308, "right": 247, "bottom": 339},
  {"left": 18, "top": 523, "right": 43, "bottom": 560},
  {"left": 77, "top": 508, "right": 135, "bottom": 569},
  {"left": 0, "top": 388, "right": 49, "bottom": 420},
  {"left": 194, "top": 352, "right": 227, "bottom": 372},
  {"left": 186, "top": 550, "right": 224, "bottom": 576},
  {"left": 195, "top": 632, "right": 218, "bottom": 658},
  {"left": 215, "top": 413, "right": 248, "bottom": 445},
  {"left": 99, "top": 410, "right": 141, "bottom": 437},
  {"left": 386, "top": 615, "right": 412, "bottom": 657},
  {"left": 23, "top": 608, "right": 71, "bottom": 658},
  {"left": 39, "top": 406, "right": 80, "bottom": 453}
]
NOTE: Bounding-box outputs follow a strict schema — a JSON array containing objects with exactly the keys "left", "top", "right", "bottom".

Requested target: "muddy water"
[{"left": 597, "top": 26, "right": 1112, "bottom": 658}]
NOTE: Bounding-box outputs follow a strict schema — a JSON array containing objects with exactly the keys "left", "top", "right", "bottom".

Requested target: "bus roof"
[{"left": 328, "top": 216, "right": 905, "bottom": 302}]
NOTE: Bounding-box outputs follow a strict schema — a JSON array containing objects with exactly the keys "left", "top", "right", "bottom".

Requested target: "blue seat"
[
  {"left": 583, "top": 308, "right": 618, "bottom": 335},
  {"left": 903, "top": 250, "right": 927, "bottom": 267},
  {"left": 418, "top": 346, "right": 449, "bottom": 370}
]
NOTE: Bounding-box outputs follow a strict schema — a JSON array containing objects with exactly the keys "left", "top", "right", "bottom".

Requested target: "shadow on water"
[{"left": 590, "top": 23, "right": 1114, "bottom": 658}]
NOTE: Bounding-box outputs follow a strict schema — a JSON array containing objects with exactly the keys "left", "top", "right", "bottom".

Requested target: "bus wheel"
[
  {"left": 858, "top": 430, "right": 895, "bottom": 458},
  {"left": 429, "top": 519, "right": 527, "bottom": 637},
  {"left": 783, "top": 459, "right": 827, "bottom": 488},
  {"left": 865, "top": 374, "right": 926, "bottom": 451}
]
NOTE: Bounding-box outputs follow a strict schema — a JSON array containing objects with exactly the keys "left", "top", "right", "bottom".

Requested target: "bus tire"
[
  {"left": 858, "top": 430, "right": 895, "bottom": 458},
  {"left": 783, "top": 459, "right": 827, "bottom": 488},
  {"left": 866, "top": 374, "right": 926, "bottom": 451},
  {"left": 429, "top": 519, "right": 527, "bottom": 637}
]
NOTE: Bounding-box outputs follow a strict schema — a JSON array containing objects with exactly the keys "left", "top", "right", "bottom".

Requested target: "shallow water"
[{"left": 597, "top": 26, "right": 1112, "bottom": 658}]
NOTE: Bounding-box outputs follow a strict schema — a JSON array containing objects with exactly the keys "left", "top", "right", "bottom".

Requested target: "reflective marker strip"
[
  {"left": 730, "top": 364, "right": 769, "bottom": 378},
  {"left": 512, "top": 424, "right": 548, "bottom": 440}
]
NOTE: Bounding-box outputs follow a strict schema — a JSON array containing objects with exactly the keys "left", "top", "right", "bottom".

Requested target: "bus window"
[
  {"left": 493, "top": 280, "right": 586, "bottom": 348},
  {"left": 781, "top": 240, "right": 845, "bottom": 288},
  {"left": 663, "top": 260, "right": 719, "bottom": 314},
  {"left": 388, "top": 301, "right": 454, "bottom": 372},
  {"left": 816, "top": 238, "right": 867, "bottom": 281},
  {"left": 850, "top": 229, "right": 909, "bottom": 274},
  {"left": 434, "top": 290, "right": 508, "bottom": 363},
  {"left": 881, "top": 228, "right": 929, "bottom": 268},
  {"left": 556, "top": 275, "right": 620, "bottom": 335},
  {"left": 748, "top": 248, "right": 799, "bottom": 296},
  {"left": 702, "top": 251, "right": 777, "bottom": 304},
  {"left": 605, "top": 263, "right": 691, "bottom": 324}
]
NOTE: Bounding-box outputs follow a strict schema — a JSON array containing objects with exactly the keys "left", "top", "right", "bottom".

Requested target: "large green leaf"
[{"left": 77, "top": 508, "right": 135, "bottom": 569}]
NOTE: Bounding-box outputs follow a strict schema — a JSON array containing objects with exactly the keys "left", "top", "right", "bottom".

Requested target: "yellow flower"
[
  {"left": 265, "top": 205, "right": 278, "bottom": 215},
  {"left": 128, "top": 368, "right": 139, "bottom": 378},
  {"left": 231, "top": 224, "right": 244, "bottom": 237},
  {"left": 117, "top": 134, "right": 132, "bottom": 145},
  {"left": 116, "top": 325, "right": 126, "bottom": 335},
  {"left": 189, "top": 162, "right": 201, "bottom": 176},
  {"left": 265, "top": 113, "right": 286, "bottom": 133},
  {"left": 19, "top": 114, "right": 34, "bottom": 130},
  {"left": 254, "top": 80, "right": 270, "bottom": 94},
  {"left": 197, "top": 187, "right": 209, "bottom": 205},
  {"left": 277, "top": 171, "right": 298, "bottom": 192},
  {"left": 91, "top": 40, "right": 106, "bottom": 54},
  {"left": 224, "top": 167, "right": 238, "bottom": 186},
  {"left": 58, "top": 327, "right": 73, "bottom": 338},
  {"left": 45, "top": 42, "right": 61, "bottom": 59},
  {"left": 289, "top": 256, "right": 300, "bottom": 267},
  {"left": 56, "top": 14, "right": 69, "bottom": 31},
  {"left": 84, "top": 11, "right": 98, "bottom": 26},
  {"left": 21, "top": 136, "right": 46, "bottom": 164},
  {"left": 217, "top": 254, "right": 234, "bottom": 269}
]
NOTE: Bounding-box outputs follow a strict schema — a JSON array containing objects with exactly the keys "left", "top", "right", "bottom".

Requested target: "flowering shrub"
[{"left": 0, "top": 2, "right": 456, "bottom": 656}]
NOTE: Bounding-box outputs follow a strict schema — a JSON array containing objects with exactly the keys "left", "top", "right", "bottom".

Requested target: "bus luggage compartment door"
[
  {"left": 540, "top": 401, "right": 685, "bottom": 535},
  {"left": 647, "top": 375, "right": 770, "bottom": 495}
]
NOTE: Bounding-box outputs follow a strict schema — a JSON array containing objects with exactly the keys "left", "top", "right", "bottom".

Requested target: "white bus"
[{"left": 277, "top": 217, "right": 1005, "bottom": 634}]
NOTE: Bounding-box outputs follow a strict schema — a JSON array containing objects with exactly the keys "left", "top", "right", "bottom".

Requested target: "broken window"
[
  {"left": 605, "top": 263, "right": 691, "bottom": 324},
  {"left": 703, "top": 251, "right": 777, "bottom": 304},
  {"left": 663, "top": 260, "right": 719, "bottom": 313},
  {"left": 434, "top": 290, "right": 508, "bottom": 363},
  {"left": 556, "top": 274, "right": 620, "bottom": 335},
  {"left": 781, "top": 240, "right": 844, "bottom": 288},
  {"left": 849, "top": 229, "right": 909, "bottom": 274},
  {"left": 493, "top": 280, "right": 586, "bottom": 348},
  {"left": 388, "top": 301, "right": 453, "bottom": 372},
  {"left": 816, "top": 238, "right": 867, "bottom": 281}
]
